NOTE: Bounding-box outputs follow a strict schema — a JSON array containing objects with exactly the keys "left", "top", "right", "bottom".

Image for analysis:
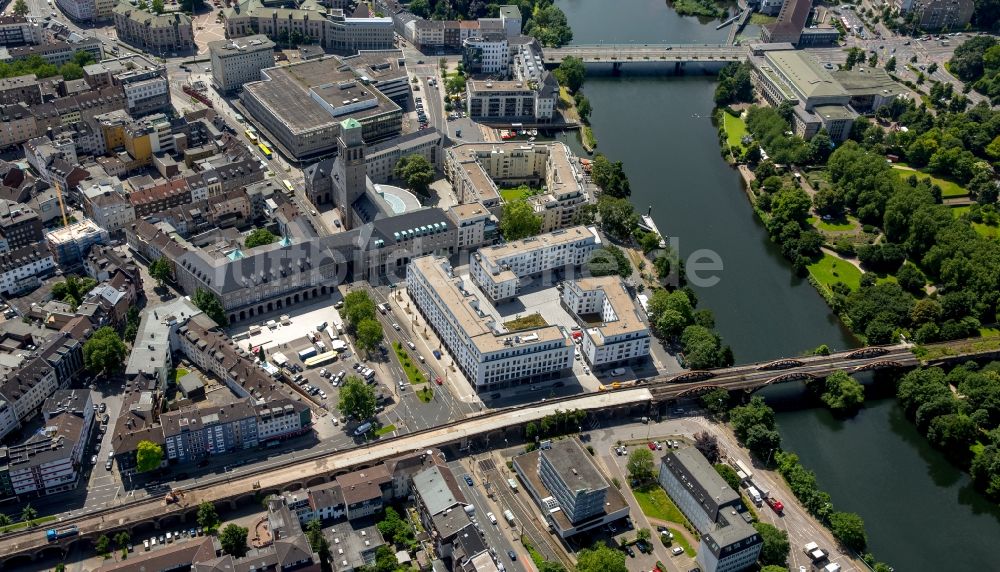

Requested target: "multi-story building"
[
  {"left": 223, "top": 0, "right": 392, "bottom": 54},
  {"left": 445, "top": 141, "right": 587, "bottom": 229},
  {"left": 208, "top": 34, "right": 275, "bottom": 93},
  {"left": 0, "top": 16, "right": 42, "bottom": 47},
  {"left": 113, "top": 4, "right": 194, "bottom": 54},
  {"left": 0, "top": 74, "right": 42, "bottom": 105},
  {"left": 124, "top": 298, "right": 198, "bottom": 386},
  {"left": 471, "top": 226, "right": 600, "bottom": 303},
  {"left": 0, "top": 202, "right": 42, "bottom": 251},
  {"left": 0, "top": 389, "right": 93, "bottom": 498},
  {"left": 757, "top": 0, "right": 786, "bottom": 15},
  {"left": 466, "top": 79, "right": 540, "bottom": 121},
  {"left": 748, "top": 46, "right": 855, "bottom": 141},
  {"left": 407, "top": 255, "right": 573, "bottom": 392},
  {"left": 759, "top": 0, "right": 810, "bottom": 44},
  {"left": 3, "top": 36, "right": 103, "bottom": 66},
  {"left": 82, "top": 179, "right": 135, "bottom": 233},
  {"left": 0, "top": 245, "right": 56, "bottom": 296},
  {"left": 44, "top": 217, "right": 110, "bottom": 268},
  {"left": 83, "top": 54, "right": 170, "bottom": 116},
  {"left": 0, "top": 103, "right": 38, "bottom": 149},
  {"left": 161, "top": 398, "right": 261, "bottom": 462},
  {"left": 57, "top": 0, "right": 97, "bottom": 22},
  {"left": 512, "top": 438, "right": 630, "bottom": 538},
  {"left": 240, "top": 56, "right": 402, "bottom": 161},
  {"left": 897, "top": 0, "right": 974, "bottom": 29},
  {"left": 561, "top": 276, "right": 650, "bottom": 369},
  {"left": 0, "top": 358, "right": 58, "bottom": 429},
  {"left": 462, "top": 33, "right": 509, "bottom": 76},
  {"left": 446, "top": 203, "right": 495, "bottom": 250},
  {"left": 362, "top": 128, "right": 444, "bottom": 183},
  {"left": 658, "top": 448, "right": 763, "bottom": 572}
]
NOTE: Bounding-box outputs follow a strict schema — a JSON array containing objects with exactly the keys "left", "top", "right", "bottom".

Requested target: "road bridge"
[
  {"left": 541, "top": 44, "right": 747, "bottom": 70},
  {"left": 3, "top": 339, "right": 996, "bottom": 566}
]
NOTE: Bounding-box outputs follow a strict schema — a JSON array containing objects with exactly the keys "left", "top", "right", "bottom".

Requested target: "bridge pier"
[
  {"left": 612, "top": 61, "right": 622, "bottom": 75},
  {"left": 675, "top": 61, "right": 685, "bottom": 75}
]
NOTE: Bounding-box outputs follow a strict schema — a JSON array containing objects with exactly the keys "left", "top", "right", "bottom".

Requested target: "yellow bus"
[
  {"left": 282, "top": 179, "right": 294, "bottom": 194},
  {"left": 258, "top": 142, "right": 273, "bottom": 159},
  {"left": 244, "top": 129, "right": 258, "bottom": 144}
]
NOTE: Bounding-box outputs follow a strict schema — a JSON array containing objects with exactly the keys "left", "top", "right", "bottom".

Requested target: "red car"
[
  {"left": 647, "top": 442, "right": 657, "bottom": 450},
  {"left": 435, "top": 377, "right": 443, "bottom": 385}
]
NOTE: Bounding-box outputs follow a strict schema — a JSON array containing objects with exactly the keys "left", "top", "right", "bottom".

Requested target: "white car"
[
  {"left": 672, "top": 547, "right": 684, "bottom": 556},
  {"left": 143, "top": 539, "right": 150, "bottom": 551},
  {"left": 487, "top": 512, "right": 497, "bottom": 525},
  {"left": 392, "top": 323, "right": 400, "bottom": 330},
  {"left": 583, "top": 366, "right": 590, "bottom": 374}
]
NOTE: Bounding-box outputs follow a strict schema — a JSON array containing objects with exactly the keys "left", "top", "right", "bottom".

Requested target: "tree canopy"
[
  {"left": 499, "top": 199, "right": 542, "bottom": 241},
  {"left": 84, "top": 327, "right": 128, "bottom": 375},
  {"left": 149, "top": 257, "right": 172, "bottom": 287},
  {"left": 818, "top": 371, "right": 865, "bottom": 413},
  {"left": 753, "top": 522, "right": 790, "bottom": 567},
  {"left": 356, "top": 318, "right": 384, "bottom": 356},
  {"left": 136, "top": 440, "right": 163, "bottom": 473},
  {"left": 193, "top": 288, "right": 229, "bottom": 327},
  {"left": 338, "top": 376, "right": 377, "bottom": 422},
  {"left": 244, "top": 228, "right": 277, "bottom": 248},
  {"left": 626, "top": 448, "right": 655, "bottom": 484},
  {"left": 394, "top": 154, "right": 435, "bottom": 195},
  {"left": 586, "top": 246, "right": 631, "bottom": 278},
  {"left": 554, "top": 56, "right": 585, "bottom": 93},
  {"left": 53, "top": 275, "right": 97, "bottom": 310},
  {"left": 576, "top": 542, "right": 627, "bottom": 572},
  {"left": 590, "top": 154, "right": 631, "bottom": 198},
  {"left": 220, "top": 524, "right": 249, "bottom": 557}
]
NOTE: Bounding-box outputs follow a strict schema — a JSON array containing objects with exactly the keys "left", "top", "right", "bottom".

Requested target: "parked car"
[
  {"left": 624, "top": 546, "right": 635, "bottom": 558},
  {"left": 647, "top": 442, "right": 657, "bottom": 450},
  {"left": 672, "top": 547, "right": 684, "bottom": 556}
]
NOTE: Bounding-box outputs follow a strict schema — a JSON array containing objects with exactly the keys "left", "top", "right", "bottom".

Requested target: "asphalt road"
[{"left": 449, "top": 459, "right": 524, "bottom": 572}]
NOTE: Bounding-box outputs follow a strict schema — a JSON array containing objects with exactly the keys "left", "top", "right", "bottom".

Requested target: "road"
[
  {"left": 449, "top": 459, "right": 524, "bottom": 572},
  {"left": 542, "top": 44, "right": 745, "bottom": 63}
]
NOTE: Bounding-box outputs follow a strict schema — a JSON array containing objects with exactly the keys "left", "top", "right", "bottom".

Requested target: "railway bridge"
[{"left": 3, "top": 340, "right": 997, "bottom": 566}]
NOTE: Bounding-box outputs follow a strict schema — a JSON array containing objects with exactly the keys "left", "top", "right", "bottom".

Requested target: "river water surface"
[{"left": 554, "top": 1, "right": 1000, "bottom": 569}]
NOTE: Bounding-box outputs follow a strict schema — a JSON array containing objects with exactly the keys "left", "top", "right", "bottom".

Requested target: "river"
[{"left": 554, "top": 1, "right": 1000, "bottom": 570}]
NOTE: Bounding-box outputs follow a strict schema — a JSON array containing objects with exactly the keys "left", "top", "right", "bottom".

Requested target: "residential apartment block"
[
  {"left": 82, "top": 179, "right": 136, "bottom": 233},
  {"left": 2, "top": 36, "right": 103, "bottom": 67},
  {"left": 561, "top": 276, "right": 650, "bottom": 368},
  {"left": 209, "top": 35, "right": 275, "bottom": 93},
  {"left": 659, "top": 448, "right": 763, "bottom": 572},
  {"left": 224, "top": 0, "right": 392, "bottom": 54},
  {"left": 0, "top": 16, "right": 41, "bottom": 47},
  {"left": 462, "top": 33, "right": 508, "bottom": 75},
  {"left": 895, "top": 0, "right": 974, "bottom": 29},
  {"left": 0, "top": 245, "right": 56, "bottom": 296},
  {"left": 471, "top": 226, "right": 600, "bottom": 303},
  {"left": 407, "top": 254, "right": 573, "bottom": 392},
  {"left": 45, "top": 217, "right": 110, "bottom": 268},
  {"left": 113, "top": 4, "right": 194, "bottom": 53}
]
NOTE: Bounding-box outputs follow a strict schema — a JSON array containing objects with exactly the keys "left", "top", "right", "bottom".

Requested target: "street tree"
[
  {"left": 499, "top": 200, "right": 542, "bottom": 241},
  {"left": 338, "top": 376, "right": 376, "bottom": 421},
  {"left": 95, "top": 534, "right": 110, "bottom": 557},
  {"left": 84, "top": 327, "right": 128, "bottom": 375},
  {"left": 576, "top": 542, "right": 627, "bottom": 572},
  {"left": 701, "top": 387, "right": 731, "bottom": 418},
  {"left": 0, "top": 513, "right": 11, "bottom": 527},
  {"left": 136, "top": 440, "right": 163, "bottom": 473},
  {"left": 20, "top": 504, "right": 36, "bottom": 525},
  {"left": 197, "top": 502, "right": 220, "bottom": 532},
  {"left": 356, "top": 319, "right": 384, "bottom": 356},
  {"left": 394, "top": 154, "right": 435, "bottom": 195},
  {"left": 693, "top": 431, "right": 720, "bottom": 463},
  {"left": 220, "top": 524, "right": 249, "bottom": 557},
  {"left": 193, "top": 288, "right": 228, "bottom": 327},
  {"left": 753, "top": 522, "right": 790, "bottom": 566},
  {"left": 149, "top": 257, "right": 172, "bottom": 287},
  {"left": 626, "top": 448, "right": 655, "bottom": 484},
  {"left": 152, "top": 0, "right": 164, "bottom": 13},
  {"left": 829, "top": 511, "right": 867, "bottom": 552},
  {"left": 635, "top": 527, "right": 651, "bottom": 543},
  {"left": 115, "top": 532, "right": 131, "bottom": 551},
  {"left": 12, "top": 0, "right": 29, "bottom": 16}
]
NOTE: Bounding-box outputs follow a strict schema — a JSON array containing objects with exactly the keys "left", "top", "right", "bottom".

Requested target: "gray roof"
[
  {"left": 702, "top": 512, "right": 762, "bottom": 557},
  {"left": 540, "top": 438, "right": 608, "bottom": 492},
  {"left": 413, "top": 464, "right": 465, "bottom": 516},
  {"left": 661, "top": 447, "right": 740, "bottom": 517},
  {"left": 764, "top": 50, "right": 847, "bottom": 99}
]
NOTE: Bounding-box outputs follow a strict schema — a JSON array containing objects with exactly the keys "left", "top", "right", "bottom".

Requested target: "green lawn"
[
  {"left": 892, "top": 167, "right": 968, "bottom": 198},
  {"left": 500, "top": 186, "right": 542, "bottom": 203},
  {"left": 633, "top": 485, "right": 691, "bottom": 527},
  {"left": 972, "top": 222, "right": 1000, "bottom": 238},
  {"left": 0, "top": 515, "right": 56, "bottom": 533},
  {"left": 807, "top": 215, "right": 859, "bottom": 232},
  {"left": 173, "top": 368, "right": 189, "bottom": 383},
  {"left": 979, "top": 327, "right": 1000, "bottom": 338},
  {"left": 503, "top": 313, "right": 547, "bottom": 331},
  {"left": 668, "top": 526, "right": 696, "bottom": 557},
  {"left": 808, "top": 254, "right": 862, "bottom": 292},
  {"left": 392, "top": 341, "right": 427, "bottom": 384},
  {"left": 723, "top": 113, "right": 749, "bottom": 152},
  {"left": 374, "top": 424, "right": 396, "bottom": 436},
  {"left": 417, "top": 386, "right": 433, "bottom": 403}
]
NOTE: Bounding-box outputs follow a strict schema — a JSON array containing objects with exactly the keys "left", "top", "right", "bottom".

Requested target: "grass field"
[
  {"left": 947, "top": 205, "right": 1000, "bottom": 238},
  {"left": 504, "top": 313, "right": 547, "bottom": 330},
  {"left": 807, "top": 215, "right": 860, "bottom": 232},
  {"left": 393, "top": 341, "right": 427, "bottom": 384},
  {"left": 892, "top": 166, "right": 968, "bottom": 198},
  {"left": 633, "top": 485, "right": 691, "bottom": 527},
  {"left": 374, "top": 424, "right": 396, "bottom": 436},
  {"left": 0, "top": 515, "right": 56, "bottom": 533},
  {"left": 500, "top": 186, "right": 541, "bottom": 203},
  {"left": 808, "top": 254, "right": 862, "bottom": 292},
  {"left": 669, "top": 527, "right": 697, "bottom": 557},
  {"left": 723, "top": 113, "right": 749, "bottom": 153}
]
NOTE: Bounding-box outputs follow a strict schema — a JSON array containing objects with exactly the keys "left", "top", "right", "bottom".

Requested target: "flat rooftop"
[
  {"left": 763, "top": 50, "right": 847, "bottom": 100},
  {"left": 479, "top": 225, "right": 598, "bottom": 263},
  {"left": 572, "top": 276, "right": 647, "bottom": 343},
  {"left": 468, "top": 79, "right": 534, "bottom": 93},
  {"left": 541, "top": 438, "right": 607, "bottom": 492},
  {"left": 243, "top": 57, "right": 399, "bottom": 135},
  {"left": 410, "top": 256, "right": 570, "bottom": 354}
]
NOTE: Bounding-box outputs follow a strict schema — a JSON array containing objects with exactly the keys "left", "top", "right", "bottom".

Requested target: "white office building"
[
  {"left": 471, "top": 226, "right": 600, "bottom": 302},
  {"left": 462, "top": 34, "right": 508, "bottom": 75},
  {"left": 561, "top": 276, "right": 650, "bottom": 368},
  {"left": 407, "top": 255, "right": 573, "bottom": 393},
  {"left": 209, "top": 35, "right": 276, "bottom": 93}
]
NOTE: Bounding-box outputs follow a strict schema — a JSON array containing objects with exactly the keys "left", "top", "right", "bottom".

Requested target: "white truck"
[
  {"left": 747, "top": 486, "right": 763, "bottom": 506},
  {"left": 803, "top": 542, "right": 828, "bottom": 562},
  {"left": 503, "top": 509, "right": 516, "bottom": 525}
]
